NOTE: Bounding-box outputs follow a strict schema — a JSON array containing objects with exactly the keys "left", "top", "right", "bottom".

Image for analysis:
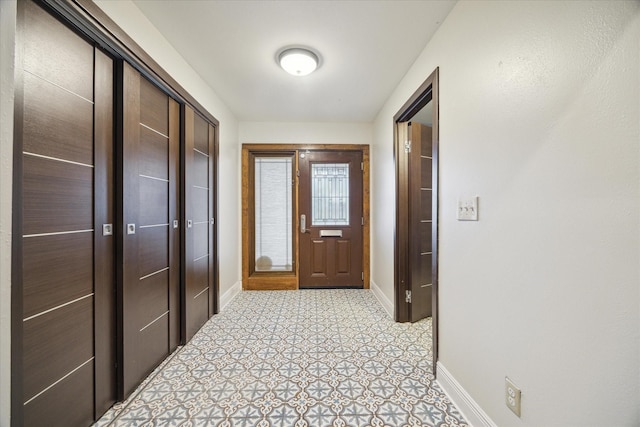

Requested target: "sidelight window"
[{"left": 254, "top": 156, "right": 293, "bottom": 271}]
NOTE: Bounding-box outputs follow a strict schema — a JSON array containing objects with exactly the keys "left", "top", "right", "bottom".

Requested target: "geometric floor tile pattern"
[{"left": 94, "top": 290, "right": 468, "bottom": 427}]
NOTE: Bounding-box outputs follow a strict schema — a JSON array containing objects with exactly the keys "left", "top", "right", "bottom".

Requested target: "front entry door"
[{"left": 299, "top": 151, "right": 364, "bottom": 288}]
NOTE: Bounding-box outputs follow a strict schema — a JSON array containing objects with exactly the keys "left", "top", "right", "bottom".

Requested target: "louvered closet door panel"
[
  {"left": 184, "top": 106, "right": 215, "bottom": 341},
  {"left": 18, "top": 1, "right": 116, "bottom": 425},
  {"left": 121, "top": 62, "right": 180, "bottom": 398}
]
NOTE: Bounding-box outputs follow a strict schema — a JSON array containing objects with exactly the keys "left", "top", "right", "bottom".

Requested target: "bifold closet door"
[
  {"left": 183, "top": 106, "right": 217, "bottom": 341},
  {"left": 120, "top": 62, "right": 180, "bottom": 398},
  {"left": 17, "top": 0, "right": 116, "bottom": 425}
]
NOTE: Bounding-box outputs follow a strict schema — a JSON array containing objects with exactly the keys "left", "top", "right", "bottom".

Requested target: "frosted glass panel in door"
[
  {"left": 312, "top": 163, "right": 349, "bottom": 226},
  {"left": 254, "top": 157, "right": 292, "bottom": 271}
]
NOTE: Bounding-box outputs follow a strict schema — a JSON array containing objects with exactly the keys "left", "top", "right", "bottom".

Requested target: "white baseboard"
[
  {"left": 436, "top": 362, "right": 498, "bottom": 427},
  {"left": 369, "top": 279, "right": 393, "bottom": 319},
  {"left": 220, "top": 281, "right": 242, "bottom": 311}
]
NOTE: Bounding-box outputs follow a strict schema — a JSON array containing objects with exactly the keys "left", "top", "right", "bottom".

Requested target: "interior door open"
[
  {"left": 298, "top": 151, "right": 363, "bottom": 288},
  {"left": 396, "top": 120, "right": 435, "bottom": 323},
  {"left": 408, "top": 122, "right": 433, "bottom": 322}
]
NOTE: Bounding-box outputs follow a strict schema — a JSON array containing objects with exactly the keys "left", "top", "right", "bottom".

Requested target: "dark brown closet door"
[
  {"left": 120, "top": 62, "right": 180, "bottom": 398},
  {"left": 408, "top": 122, "right": 433, "bottom": 322},
  {"left": 17, "top": 1, "right": 116, "bottom": 425},
  {"left": 183, "top": 106, "right": 216, "bottom": 341}
]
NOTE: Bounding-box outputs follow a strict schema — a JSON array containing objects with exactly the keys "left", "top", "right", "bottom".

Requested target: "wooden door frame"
[
  {"left": 242, "top": 144, "right": 370, "bottom": 291},
  {"left": 393, "top": 68, "right": 440, "bottom": 368}
]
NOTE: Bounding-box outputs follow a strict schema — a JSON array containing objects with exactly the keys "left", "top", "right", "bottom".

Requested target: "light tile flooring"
[{"left": 94, "top": 290, "right": 468, "bottom": 427}]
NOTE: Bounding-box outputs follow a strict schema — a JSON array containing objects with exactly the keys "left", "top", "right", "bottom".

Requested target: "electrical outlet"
[
  {"left": 457, "top": 196, "right": 478, "bottom": 221},
  {"left": 505, "top": 377, "right": 521, "bottom": 417}
]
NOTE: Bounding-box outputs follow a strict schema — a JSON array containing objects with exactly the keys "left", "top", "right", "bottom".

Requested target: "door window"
[{"left": 311, "top": 163, "right": 350, "bottom": 226}]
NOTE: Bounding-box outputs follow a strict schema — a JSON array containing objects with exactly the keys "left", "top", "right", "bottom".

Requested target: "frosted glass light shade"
[{"left": 278, "top": 48, "right": 318, "bottom": 76}]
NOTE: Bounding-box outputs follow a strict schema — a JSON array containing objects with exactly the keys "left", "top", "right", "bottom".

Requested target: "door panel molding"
[{"left": 242, "top": 144, "right": 370, "bottom": 291}]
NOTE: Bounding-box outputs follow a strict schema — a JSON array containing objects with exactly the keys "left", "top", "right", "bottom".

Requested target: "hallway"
[{"left": 94, "top": 290, "right": 467, "bottom": 426}]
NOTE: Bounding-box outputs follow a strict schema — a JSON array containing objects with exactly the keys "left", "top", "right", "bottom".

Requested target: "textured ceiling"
[{"left": 132, "top": 0, "right": 456, "bottom": 122}]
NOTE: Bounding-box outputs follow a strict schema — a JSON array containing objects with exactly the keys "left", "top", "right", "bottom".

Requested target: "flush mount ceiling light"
[{"left": 278, "top": 47, "right": 319, "bottom": 76}]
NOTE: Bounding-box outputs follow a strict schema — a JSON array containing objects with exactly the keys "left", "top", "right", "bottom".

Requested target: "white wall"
[
  {"left": 372, "top": 1, "right": 640, "bottom": 426},
  {"left": 0, "top": 1, "right": 16, "bottom": 425},
  {"left": 93, "top": 0, "right": 242, "bottom": 297},
  {"left": 239, "top": 122, "right": 372, "bottom": 145}
]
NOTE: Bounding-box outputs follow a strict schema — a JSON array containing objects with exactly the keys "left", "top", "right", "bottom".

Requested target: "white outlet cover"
[
  {"left": 457, "top": 196, "right": 478, "bottom": 221},
  {"left": 505, "top": 377, "right": 522, "bottom": 417}
]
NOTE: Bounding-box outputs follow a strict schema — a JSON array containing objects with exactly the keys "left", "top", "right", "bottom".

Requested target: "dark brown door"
[
  {"left": 183, "top": 105, "right": 217, "bottom": 341},
  {"left": 408, "top": 122, "right": 433, "bottom": 322},
  {"left": 120, "top": 62, "right": 180, "bottom": 398},
  {"left": 16, "top": 1, "right": 116, "bottom": 425},
  {"left": 396, "top": 121, "right": 434, "bottom": 322},
  {"left": 299, "top": 151, "right": 364, "bottom": 288}
]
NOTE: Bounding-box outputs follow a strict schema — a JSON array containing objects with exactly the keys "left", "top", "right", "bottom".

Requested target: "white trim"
[
  {"left": 24, "top": 357, "right": 94, "bottom": 406},
  {"left": 23, "top": 229, "right": 93, "bottom": 238},
  {"left": 194, "top": 148, "right": 209, "bottom": 158},
  {"left": 194, "top": 253, "right": 209, "bottom": 262},
  {"left": 139, "top": 122, "right": 168, "bottom": 138},
  {"left": 139, "top": 174, "right": 169, "bottom": 183},
  {"left": 436, "top": 362, "right": 498, "bottom": 427},
  {"left": 369, "top": 279, "right": 393, "bottom": 319},
  {"left": 220, "top": 281, "right": 242, "bottom": 311},
  {"left": 23, "top": 151, "right": 94, "bottom": 168},
  {"left": 194, "top": 287, "right": 208, "bottom": 299},
  {"left": 23, "top": 293, "right": 94, "bottom": 322},
  {"left": 139, "top": 267, "right": 169, "bottom": 281},
  {"left": 139, "top": 311, "right": 169, "bottom": 332},
  {"left": 24, "top": 69, "right": 94, "bottom": 104}
]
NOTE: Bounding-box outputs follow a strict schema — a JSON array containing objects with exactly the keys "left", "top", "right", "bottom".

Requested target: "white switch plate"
[{"left": 457, "top": 196, "right": 478, "bottom": 221}]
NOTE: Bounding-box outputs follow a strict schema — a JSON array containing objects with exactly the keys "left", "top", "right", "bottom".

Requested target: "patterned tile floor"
[{"left": 94, "top": 290, "right": 468, "bottom": 427}]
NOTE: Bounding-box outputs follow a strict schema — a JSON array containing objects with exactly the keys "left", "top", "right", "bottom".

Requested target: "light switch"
[{"left": 457, "top": 196, "right": 479, "bottom": 221}]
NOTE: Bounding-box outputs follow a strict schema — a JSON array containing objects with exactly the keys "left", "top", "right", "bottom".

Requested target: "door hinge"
[
  {"left": 406, "top": 290, "right": 412, "bottom": 303},
  {"left": 361, "top": 272, "right": 364, "bottom": 281},
  {"left": 404, "top": 140, "right": 411, "bottom": 153},
  {"left": 296, "top": 170, "right": 300, "bottom": 177},
  {"left": 361, "top": 162, "right": 364, "bottom": 171},
  {"left": 361, "top": 217, "right": 364, "bottom": 226}
]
